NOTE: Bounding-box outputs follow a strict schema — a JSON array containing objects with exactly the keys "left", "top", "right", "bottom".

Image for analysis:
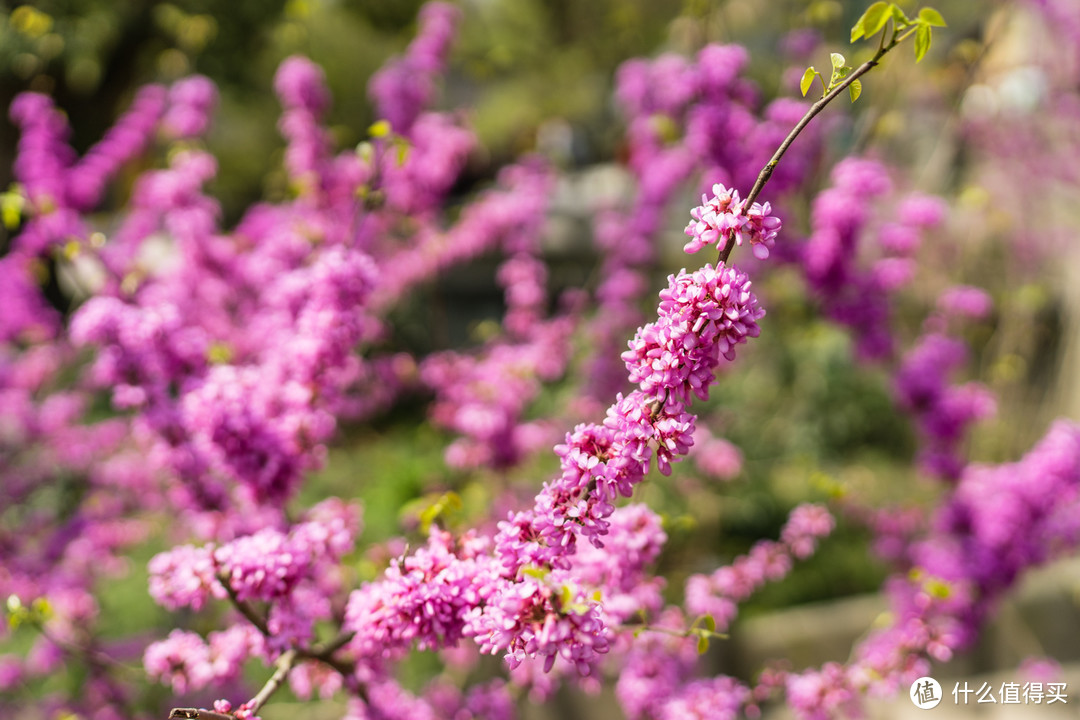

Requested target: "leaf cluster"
[
  {"left": 851, "top": 3, "right": 946, "bottom": 62},
  {"left": 5, "top": 594, "right": 53, "bottom": 631},
  {"left": 800, "top": 3, "right": 946, "bottom": 102}
]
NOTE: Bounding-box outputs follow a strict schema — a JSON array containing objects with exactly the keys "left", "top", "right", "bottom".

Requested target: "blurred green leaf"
[
  {"left": 369, "top": 119, "right": 392, "bottom": 138},
  {"left": 918, "top": 7, "right": 946, "bottom": 27},
  {"left": 914, "top": 23, "right": 931, "bottom": 62},
  {"left": 800, "top": 66, "right": 817, "bottom": 97},
  {"left": 851, "top": 2, "right": 890, "bottom": 42}
]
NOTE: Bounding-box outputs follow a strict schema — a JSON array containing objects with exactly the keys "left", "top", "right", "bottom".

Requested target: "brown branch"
[
  {"left": 299, "top": 629, "right": 357, "bottom": 676},
  {"left": 215, "top": 571, "right": 271, "bottom": 637},
  {"left": 718, "top": 24, "right": 915, "bottom": 265},
  {"left": 246, "top": 648, "right": 299, "bottom": 715},
  {"left": 169, "top": 710, "right": 235, "bottom": 720},
  {"left": 174, "top": 571, "right": 362, "bottom": 720}
]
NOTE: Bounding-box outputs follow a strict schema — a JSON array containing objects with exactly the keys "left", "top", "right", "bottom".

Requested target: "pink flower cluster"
[
  {"left": 683, "top": 184, "right": 781, "bottom": 258},
  {"left": 686, "top": 504, "right": 835, "bottom": 632},
  {"left": 148, "top": 499, "right": 359, "bottom": 660},
  {"left": 623, "top": 263, "right": 767, "bottom": 405},
  {"left": 467, "top": 573, "right": 612, "bottom": 676},
  {"left": 417, "top": 160, "right": 574, "bottom": 471},
  {"left": 799, "top": 158, "right": 948, "bottom": 360},
  {"left": 689, "top": 426, "right": 744, "bottom": 481},
  {"left": 784, "top": 420, "right": 1080, "bottom": 718},
  {"left": 144, "top": 625, "right": 263, "bottom": 694},
  {"left": 369, "top": 2, "right": 460, "bottom": 135},
  {"left": 344, "top": 528, "right": 496, "bottom": 663},
  {"left": 422, "top": 320, "right": 573, "bottom": 470},
  {"left": 371, "top": 160, "right": 550, "bottom": 309},
  {"left": 894, "top": 331, "right": 997, "bottom": 480},
  {"left": 512, "top": 262, "right": 765, "bottom": 564},
  {"left": 585, "top": 42, "right": 819, "bottom": 406}
]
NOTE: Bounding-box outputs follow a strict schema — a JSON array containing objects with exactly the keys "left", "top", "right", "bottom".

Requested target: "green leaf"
[
  {"left": 918, "top": 7, "right": 946, "bottom": 27},
  {"left": 206, "top": 341, "right": 234, "bottom": 365},
  {"left": 800, "top": 67, "right": 817, "bottom": 97},
  {"left": 31, "top": 597, "right": 52, "bottom": 620},
  {"left": 356, "top": 141, "right": 374, "bottom": 164},
  {"left": 925, "top": 578, "right": 951, "bottom": 599},
  {"left": 5, "top": 595, "right": 26, "bottom": 631},
  {"left": 830, "top": 52, "right": 845, "bottom": 69},
  {"left": 704, "top": 615, "right": 717, "bottom": 633},
  {"left": 559, "top": 584, "right": 574, "bottom": 609},
  {"left": 521, "top": 566, "right": 549, "bottom": 580},
  {"left": 1, "top": 191, "right": 25, "bottom": 229},
  {"left": 395, "top": 139, "right": 410, "bottom": 166},
  {"left": 697, "top": 633, "right": 709, "bottom": 655},
  {"left": 914, "top": 23, "right": 931, "bottom": 62},
  {"left": 368, "top": 120, "right": 392, "bottom": 138},
  {"left": 891, "top": 4, "right": 911, "bottom": 26},
  {"left": 851, "top": 2, "right": 890, "bottom": 43},
  {"left": 849, "top": 79, "right": 863, "bottom": 102}
]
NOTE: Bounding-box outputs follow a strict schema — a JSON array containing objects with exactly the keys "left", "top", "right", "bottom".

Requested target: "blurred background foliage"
[{"left": 1, "top": 0, "right": 992, "bottom": 216}]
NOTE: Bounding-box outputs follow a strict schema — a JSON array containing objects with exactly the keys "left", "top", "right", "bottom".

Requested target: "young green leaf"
[
  {"left": 31, "top": 598, "right": 52, "bottom": 620},
  {"left": 697, "top": 633, "right": 709, "bottom": 655},
  {"left": 914, "top": 23, "right": 931, "bottom": 62},
  {"left": 830, "top": 52, "right": 846, "bottom": 69},
  {"left": 704, "top": 615, "right": 717, "bottom": 633},
  {"left": 891, "top": 4, "right": 911, "bottom": 26},
  {"left": 395, "top": 139, "right": 411, "bottom": 166},
  {"left": 918, "top": 7, "right": 946, "bottom": 27},
  {"left": 369, "top": 119, "right": 392, "bottom": 138},
  {"left": 800, "top": 67, "right": 817, "bottom": 97},
  {"left": 851, "top": 1, "right": 891, "bottom": 43},
  {"left": 559, "top": 584, "right": 574, "bottom": 609},
  {"left": 356, "top": 141, "right": 374, "bottom": 164},
  {"left": 849, "top": 79, "right": 863, "bottom": 102},
  {"left": 1, "top": 188, "right": 25, "bottom": 230}
]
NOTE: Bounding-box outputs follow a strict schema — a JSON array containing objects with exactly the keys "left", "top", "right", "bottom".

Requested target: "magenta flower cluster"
[
  {"left": 784, "top": 420, "right": 1080, "bottom": 719},
  {"left": 683, "top": 184, "right": 781, "bottom": 258},
  {"left": 686, "top": 504, "right": 835, "bottom": 632}
]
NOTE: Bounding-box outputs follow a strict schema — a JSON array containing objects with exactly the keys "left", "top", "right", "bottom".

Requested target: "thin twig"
[
  {"left": 198, "top": 570, "right": 362, "bottom": 715},
  {"left": 299, "top": 630, "right": 357, "bottom": 676},
  {"left": 216, "top": 571, "right": 271, "bottom": 637},
  {"left": 246, "top": 648, "right": 300, "bottom": 715},
  {"left": 719, "top": 24, "right": 915, "bottom": 265},
  {"left": 169, "top": 710, "right": 235, "bottom": 720}
]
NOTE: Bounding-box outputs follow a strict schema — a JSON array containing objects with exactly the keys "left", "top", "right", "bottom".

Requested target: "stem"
[
  {"left": 718, "top": 31, "right": 910, "bottom": 265},
  {"left": 216, "top": 570, "right": 357, "bottom": 676},
  {"left": 245, "top": 648, "right": 299, "bottom": 715},
  {"left": 216, "top": 571, "right": 271, "bottom": 637},
  {"left": 190, "top": 571, "right": 362, "bottom": 718},
  {"left": 299, "top": 630, "right": 357, "bottom": 677},
  {"left": 169, "top": 711, "right": 235, "bottom": 720}
]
